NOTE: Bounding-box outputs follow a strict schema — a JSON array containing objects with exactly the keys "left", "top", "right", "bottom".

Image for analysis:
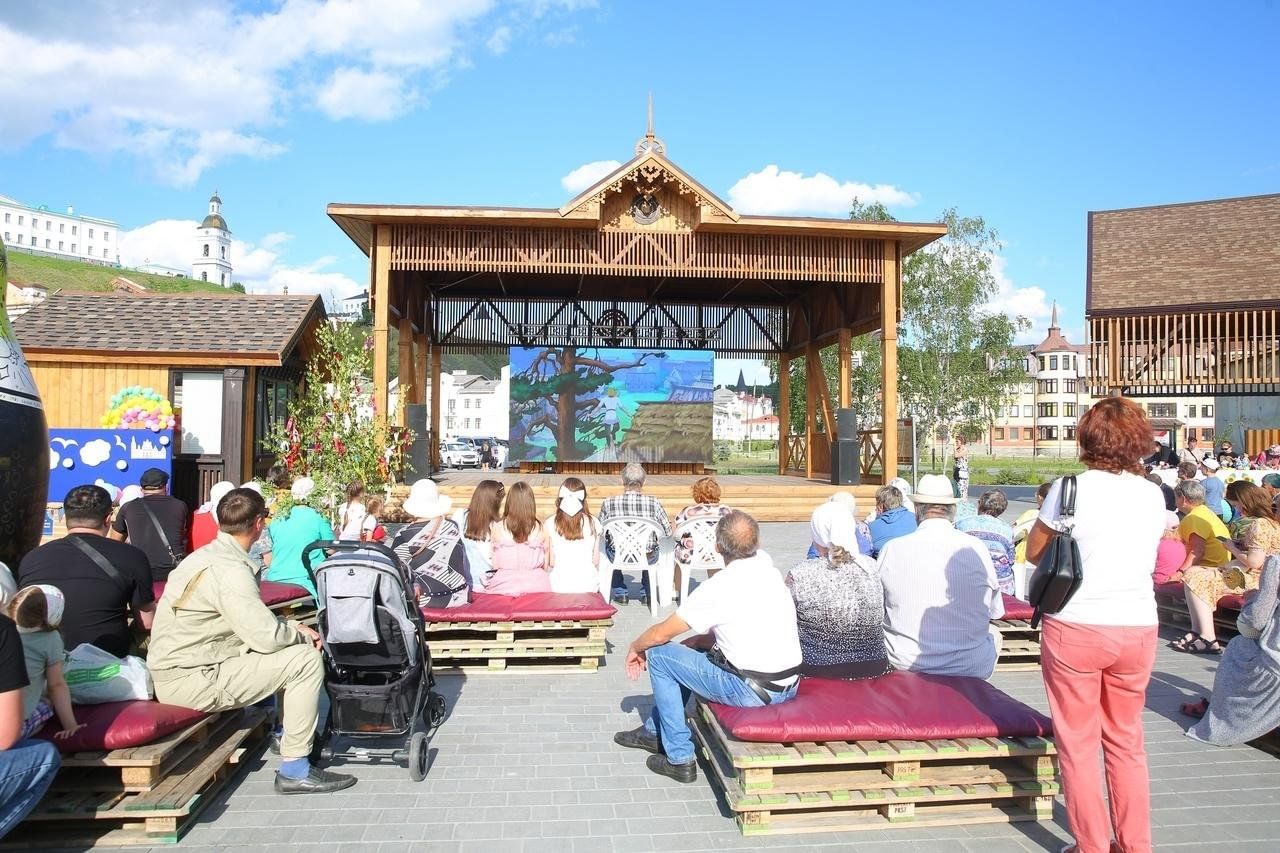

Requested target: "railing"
[
  {"left": 859, "top": 429, "right": 885, "bottom": 479},
  {"left": 784, "top": 433, "right": 807, "bottom": 473}
]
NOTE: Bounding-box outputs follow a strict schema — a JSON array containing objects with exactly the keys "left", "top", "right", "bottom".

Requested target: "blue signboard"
[{"left": 47, "top": 428, "right": 173, "bottom": 502}]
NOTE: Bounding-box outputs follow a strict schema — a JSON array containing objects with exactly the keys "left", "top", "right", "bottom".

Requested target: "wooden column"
[
  {"left": 372, "top": 225, "right": 391, "bottom": 427},
  {"left": 414, "top": 331, "right": 429, "bottom": 405},
  {"left": 220, "top": 367, "right": 246, "bottom": 489},
  {"left": 429, "top": 340, "right": 442, "bottom": 469},
  {"left": 397, "top": 315, "right": 413, "bottom": 426},
  {"left": 881, "top": 240, "right": 900, "bottom": 481},
  {"left": 838, "top": 326, "right": 852, "bottom": 409},
  {"left": 804, "top": 340, "right": 818, "bottom": 479},
  {"left": 777, "top": 353, "right": 790, "bottom": 474}
]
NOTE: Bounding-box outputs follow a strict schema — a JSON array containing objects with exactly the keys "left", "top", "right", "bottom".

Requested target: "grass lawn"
[
  {"left": 917, "top": 454, "right": 1085, "bottom": 485},
  {"left": 716, "top": 446, "right": 778, "bottom": 475},
  {"left": 6, "top": 250, "right": 231, "bottom": 294}
]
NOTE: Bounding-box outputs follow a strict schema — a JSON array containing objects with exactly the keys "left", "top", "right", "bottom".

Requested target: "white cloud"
[
  {"left": 0, "top": 0, "right": 591, "bottom": 186},
  {"left": 560, "top": 159, "right": 622, "bottom": 194},
  {"left": 486, "top": 25, "right": 512, "bottom": 54},
  {"left": 727, "top": 165, "right": 918, "bottom": 216},
  {"left": 316, "top": 67, "right": 417, "bottom": 121},
  {"left": 980, "top": 254, "right": 1055, "bottom": 344}
]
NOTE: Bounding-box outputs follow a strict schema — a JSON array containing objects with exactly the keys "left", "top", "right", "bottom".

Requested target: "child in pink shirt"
[{"left": 1153, "top": 511, "right": 1188, "bottom": 584}]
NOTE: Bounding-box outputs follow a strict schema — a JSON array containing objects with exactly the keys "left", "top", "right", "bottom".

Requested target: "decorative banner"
[
  {"left": 47, "top": 428, "right": 173, "bottom": 504},
  {"left": 509, "top": 346, "right": 713, "bottom": 464}
]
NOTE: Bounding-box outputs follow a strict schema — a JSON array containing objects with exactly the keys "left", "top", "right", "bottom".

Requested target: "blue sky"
[{"left": 2, "top": 0, "right": 1278, "bottom": 377}]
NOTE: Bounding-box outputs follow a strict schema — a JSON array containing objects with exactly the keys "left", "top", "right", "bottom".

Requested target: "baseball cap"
[
  {"left": 1201, "top": 458, "right": 1220, "bottom": 472},
  {"left": 140, "top": 467, "right": 169, "bottom": 488}
]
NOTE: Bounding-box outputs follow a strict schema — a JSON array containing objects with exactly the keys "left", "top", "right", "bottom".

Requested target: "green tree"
[{"left": 898, "top": 210, "right": 1029, "bottom": 466}]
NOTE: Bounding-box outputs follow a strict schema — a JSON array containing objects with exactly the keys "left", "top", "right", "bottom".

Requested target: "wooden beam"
[
  {"left": 838, "top": 327, "right": 852, "bottom": 409},
  {"left": 414, "top": 331, "right": 429, "bottom": 405},
  {"left": 372, "top": 224, "right": 392, "bottom": 426},
  {"left": 777, "top": 353, "right": 790, "bottom": 475},
  {"left": 397, "top": 315, "right": 413, "bottom": 426},
  {"left": 804, "top": 340, "right": 818, "bottom": 480},
  {"left": 429, "top": 339, "right": 442, "bottom": 468},
  {"left": 243, "top": 366, "right": 256, "bottom": 482},
  {"left": 881, "top": 240, "right": 900, "bottom": 481},
  {"left": 23, "top": 350, "right": 284, "bottom": 367}
]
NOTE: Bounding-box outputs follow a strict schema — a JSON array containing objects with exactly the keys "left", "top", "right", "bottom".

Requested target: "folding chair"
[
  {"left": 600, "top": 516, "right": 671, "bottom": 618},
  {"left": 673, "top": 515, "right": 724, "bottom": 604}
]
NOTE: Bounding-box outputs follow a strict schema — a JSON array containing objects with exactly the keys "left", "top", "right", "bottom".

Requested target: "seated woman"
[
  {"left": 786, "top": 518, "right": 893, "bottom": 680},
  {"left": 1226, "top": 480, "right": 1263, "bottom": 539},
  {"left": 453, "top": 480, "right": 504, "bottom": 591},
  {"left": 544, "top": 478, "right": 602, "bottom": 594},
  {"left": 265, "top": 477, "right": 334, "bottom": 599},
  {"left": 391, "top": 480, "right": 470, "bottom": 609},
  {"left": 1174, "top": 481, "right": 1280, "bottom": 653},
  {"left": 671, "top": 477, "right": 732, "bottom": 600},
  {"left": 1182, "top": 554, "right": 1280, "bottom": 745},
  {"left": 486, "top": 482, "right": 551, "bottom": 596}
]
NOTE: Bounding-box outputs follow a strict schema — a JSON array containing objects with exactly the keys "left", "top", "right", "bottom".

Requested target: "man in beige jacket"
[{"left": 147, "top": 488, "right": 354, "bottom": 795}]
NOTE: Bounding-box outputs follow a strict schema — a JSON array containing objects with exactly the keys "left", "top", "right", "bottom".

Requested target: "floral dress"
[
  {"left": 672, "top": 503, "right": 732, "bottom": 564},
  {"left": 1185, "top": 516, "right": 1280, "bottom": 606}
]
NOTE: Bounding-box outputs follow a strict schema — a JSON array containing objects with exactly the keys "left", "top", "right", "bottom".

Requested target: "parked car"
[{"left": 439, "top": 441, "right": 480, "bottom": 468}]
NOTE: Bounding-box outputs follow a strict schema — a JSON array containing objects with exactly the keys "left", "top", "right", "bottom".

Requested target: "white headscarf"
[
  {"left": 810, "top": 497, "right": 859, "bottom": 552},
  {"left": 558, "top": 484, "right": 586, "bottom": 516}
]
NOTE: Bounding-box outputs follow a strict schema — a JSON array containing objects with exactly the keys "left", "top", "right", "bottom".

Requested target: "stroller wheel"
[
  {"left": 408, "top": 731, "right": 429, "bottom": 782},
  {"left": 427, "top": 694, "right": 447, "bottom": 728}
]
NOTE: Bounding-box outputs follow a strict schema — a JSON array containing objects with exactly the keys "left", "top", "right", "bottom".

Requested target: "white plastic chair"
[
  {"left": 600, "top": 516, "right": 672, "bottom": 618},
  {"left": 673, "top": 516, "right": 724, "bottom": 604}
]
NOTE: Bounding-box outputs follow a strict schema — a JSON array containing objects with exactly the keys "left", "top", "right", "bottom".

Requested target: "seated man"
[
  {"left": 0, "top": 610, "right": 60, "bottom": 837},
  {"left": 19, "top": 485, "right": 155, "bottom": 658},
  {"left": 597, "top": 463, "right": 672, "bottom": 606},
  {"left": 867, "top": 485, "right": 916, "bottom": 558},
  {"left": 614, "top": 511, "right": 802, "bottom": 782},
  {"left": 955, "top": 490, "right": 1017, "bottom": 595},
  {"left": 147, "top": 488, "right": 354, "bottom": 795},
  {"left": 109, "top": 468, "right": 189, "bottom": 583},
  {"left": 878, "top": 475, "right": 1004, "bottom": 679}
]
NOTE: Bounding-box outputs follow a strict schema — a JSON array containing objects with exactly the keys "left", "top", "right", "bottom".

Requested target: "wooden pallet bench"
[
  {"left": 691, "top": 699, "right": 1058, "bottom": 836},
  {"left": 427, "top": 617, "right": 610, "bottom": 674},
  {"left": 4, "top": 707, "right": 270, "bottom": 848},
  {"left": 1154, "top": 581, "right": 1241, "bottom": 639},
  {"left": 993, "top": 618, "right": 1041, "bottom": 671}
]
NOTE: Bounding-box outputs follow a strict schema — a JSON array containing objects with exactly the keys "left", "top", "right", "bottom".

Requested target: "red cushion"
[
  {"left": 35, "top": 700, "right": 208, "bottom": 753},
  {"left": 422, "top": 592, "right": 616, "bottom": 622},
  {"left": 153, "top": 580, "right": 311, "bottom": 607},
  {"left": 1218, "top": 593, "right": 1245, "bottom": 610},
  {"left": 708, "top": 671, "right": 1053, "bottom": 743},
  {"left": 1000, "top": 594, "right": 1034, "bottom": 621}
]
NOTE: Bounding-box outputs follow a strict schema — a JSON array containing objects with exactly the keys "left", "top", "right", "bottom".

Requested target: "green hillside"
[{"left": 4, "top": 249, "right": 230, "bottom": 294}]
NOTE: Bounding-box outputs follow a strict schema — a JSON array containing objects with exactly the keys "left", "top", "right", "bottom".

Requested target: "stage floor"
[{"left": 432, "top": 470, "right": 877, "bottom": 522}]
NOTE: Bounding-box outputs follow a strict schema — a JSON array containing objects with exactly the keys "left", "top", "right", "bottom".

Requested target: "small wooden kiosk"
[{"left": 329, "top": 124, "right": 946, "bottom": 482}]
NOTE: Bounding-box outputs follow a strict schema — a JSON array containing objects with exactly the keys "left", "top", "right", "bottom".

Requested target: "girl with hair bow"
[{"left": 544, "top": 478, "right": 602, "bottom": 594}]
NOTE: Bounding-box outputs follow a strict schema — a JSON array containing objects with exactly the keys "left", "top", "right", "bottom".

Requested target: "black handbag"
[{"left": 1027, "top": 475, "right": 1083, "bottom": 628}]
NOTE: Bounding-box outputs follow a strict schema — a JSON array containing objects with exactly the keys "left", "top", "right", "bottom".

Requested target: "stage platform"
[{"left": 431, "top": 471, "right": 879, "bottom": 523}]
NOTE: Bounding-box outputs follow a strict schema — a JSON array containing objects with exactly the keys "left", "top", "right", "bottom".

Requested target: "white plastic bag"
[{"left": 64, "top": 643, "right": 154, "bottom": 704}]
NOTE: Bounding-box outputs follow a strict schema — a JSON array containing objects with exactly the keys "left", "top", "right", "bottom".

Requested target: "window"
[
  {"left": 29, "top": 236, "right": 35, "bottom": 246},
  {"left": 1064, "top": 379, "right": 1076, "bottom": 393},
  {"left": 1038, "top": 425, "right": 1059, "bottom": 441},
  {"left": 45, "top": 220, "right": 51, "bottom": 231},
  {"left": 447, "top": 399, "right": 456, "bottom": 412},
  {"left": 1201, "top": 405, "right": 1214, "bottom": 418},
  {"left": 253, "top": 373, "right": 295, "bottom": 460},
  {"left": 203, "top": 244, "right": 209, "bottom": 257},
  {"left": 1038, "top": 356, "right": 1046, "bottom": 371},
  {"left": 1065, "top": 426, "right": 1076, "bottom": 440},
  {"left": 44, "top": 239, "right": 50, "bottom": 248},
  {"left": 1201, "top": 428, "right": 1215, "bottom": 442},
  {"left": 201, "top": 272, "right": 208, "bottom": 281},
  {"left": 70, "top": 244, "right": 76, "bottom": 252},
  {"left": 103, "top": 248, "right": 108, "bottom": 258},
  {"left": 88, "top": 228, "right": 93, "bottom": 239},
  {"left": 1038, "top": 403, "right": 1057, "bottom": 418},
  {"left": 1049, "top": 355, "right": 1059, "bottom": 370},
  {"left": 220, "top": 245, "right": 226, "bottom": 259},
  {"left": 17, "top": 216, "right": 23, "bottom": 225},
  {"left": 220, "top": 273, "right": 225, "bottom": 285},
  {"left": 1023, "top": 358, "right": 1031, "bottom": 372},
  {"left": 1064, "top": 402, "right": 1077, "bottom": 417},
  {"left": 1038, "top": 379, "right": 1057, "bottom": 394},
  {"left": 174, "top": 372, "right": 223, "bottom": 455},
  {"left": 88, "top": 245, "right": 93, "bottom": 255},
  {"left": 3, "top": 213, "right": 8, "bottom": 223},
  {"left": 1146, "top": 403, "right": 1176, "bottom": 419},
  {"left": 30, "top": 218, "right": 36, "bottom": 229},
  {"left": 58, "top": 241, "right": 63, "bottom": 250},
  {"left": 103, "top": 231, "right": 110, "bottom": 241},
  {"left": 1186, "top": 405, "right": 1197, "bottom": 419},
  {"left": 59, "top": 223, "right": 64, "bottom": 233},
  {"left": 1024, "top": 428, "right": 1035, "bottom": 441},
  {"left": 994, "top": 428, "right": 1005, "bottom": 440},
  {"left": 71, "top": 225, "right": 76, "bottom": 235},
  {"left": 1022, "top": 405, "right": 1033, "bottom": 417}
]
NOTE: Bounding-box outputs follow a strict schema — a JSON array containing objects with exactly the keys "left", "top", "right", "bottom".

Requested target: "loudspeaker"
[
  {"left": 405, "top": 403, "right": 428, "bottom": 431},
  {"left": 836, "top": 408, "right": 858, "bottom": 441},
  {"left": 830, "top": 439, "right": 860, "bottom": 485}
]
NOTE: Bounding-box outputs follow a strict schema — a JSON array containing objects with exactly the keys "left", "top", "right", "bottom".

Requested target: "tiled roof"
[
  {"left": 13, "top": 292, "right": 325, "bottom": 362},
  {"left": 1088, "top": 193, "right": 1280, "bottom": 314}
]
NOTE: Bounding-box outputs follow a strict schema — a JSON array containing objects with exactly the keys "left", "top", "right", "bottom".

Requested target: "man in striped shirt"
[
  {"left": 877, "top": 474, "right": 1004, "bottom": 679},
  {"left": 597, "top": 463, "right": 672, "bottom": 606}
]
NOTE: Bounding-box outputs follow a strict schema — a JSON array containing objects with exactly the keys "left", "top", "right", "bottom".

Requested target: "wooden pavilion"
[{"left": 328, "top": 123, "right": 946, "bottom": 486}]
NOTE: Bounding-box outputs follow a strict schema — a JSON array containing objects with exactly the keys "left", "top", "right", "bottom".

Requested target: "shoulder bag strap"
[
  {"left": 68, "top": 536, "right": 131, "bottom": 595},
  {"left": 138, "top": 500, "right": 179, "bottom": 563},
  {"left": 1058, "top": 475, "right": 1077, "bottom": 531}
]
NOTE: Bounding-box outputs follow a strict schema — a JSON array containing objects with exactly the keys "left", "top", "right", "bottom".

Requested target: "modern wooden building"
[
  {"left": 13, "top": 292, "right": 325, "bottom": 504},
  {"left": 327, "top": 126, "right": 946, "bottom": 482},
  {"left": 1086, "top": 192, "right": 1280, "bottom": 453}
]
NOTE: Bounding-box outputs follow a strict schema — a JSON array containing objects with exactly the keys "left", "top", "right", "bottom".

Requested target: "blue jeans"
[
  {"left": 641, "top": 643, "right": 798, "bottom": 764},
  {"left": 608, "top": 544, "right": 656, "bottom": 597},
  {"left": 0, "top": 739, "right": 60, "bottom": 837}
]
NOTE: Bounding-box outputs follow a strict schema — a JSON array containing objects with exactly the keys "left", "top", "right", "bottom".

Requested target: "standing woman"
[
  {"left": 486, "top": 482, "right": 551, "bottom": 595},
  {"left": 479, "top": 442, "right": 496, "bottom": 471},
  {"left": 1026, "top": 397, "right": 1165, "bottom": 853},
  {"left": 953, "top": 435, "right": 970, "bottom": 501},
  {"left": 544, "top": 478, "right": 601, "bottom": 594}
]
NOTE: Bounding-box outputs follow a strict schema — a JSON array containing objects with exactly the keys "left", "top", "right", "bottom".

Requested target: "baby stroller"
[{"left": 303, "top": 541, "right": 447, "bottom": 781}]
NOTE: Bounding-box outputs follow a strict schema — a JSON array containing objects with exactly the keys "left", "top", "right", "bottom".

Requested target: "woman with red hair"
[{"left": 1026, "top": 396, "right": 1165, "bottom": 853}]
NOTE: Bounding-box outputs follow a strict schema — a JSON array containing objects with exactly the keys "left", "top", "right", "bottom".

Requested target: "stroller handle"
[{"left": 302, "top": 540, "right": 401, "bottom": 574}]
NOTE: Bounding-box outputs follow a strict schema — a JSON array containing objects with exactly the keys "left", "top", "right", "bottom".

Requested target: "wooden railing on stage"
[
  {"left": 783, "top": 433, "right": 807, "bottom": 474},
  {"left": 1090, "top": 308, "right": 1280, "bottom": 396},
  {"left": 859, "top": 429, "right": 885, "bottom": 479},
  {"left": 515, "top": 461, "right": 706, "bottom": 475}
]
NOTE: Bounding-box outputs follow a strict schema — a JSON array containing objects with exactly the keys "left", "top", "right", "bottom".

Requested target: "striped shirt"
[{"left": 877, "top": 518, "right": 1004, "bottom": 679}]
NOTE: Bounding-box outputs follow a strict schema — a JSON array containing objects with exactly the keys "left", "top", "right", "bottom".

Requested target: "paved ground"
[{"left": 137, "top": 515, "right": 1280, "bottom": 852}]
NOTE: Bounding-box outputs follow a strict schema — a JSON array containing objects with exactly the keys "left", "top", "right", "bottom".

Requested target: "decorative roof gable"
[{"left": 558, "top": 151, "right": 740, "bottom": 224}]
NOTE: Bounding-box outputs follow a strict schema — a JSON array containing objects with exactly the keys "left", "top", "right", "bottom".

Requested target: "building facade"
[
  {"left": 713, "top": 387, "right": 778, "bottom": 441},
  {"left": 440, "top": 367, "right": 510, "bottom": 441},
  {"left": 0, "top": 194, "right": 119, "bottom": 266},
  {"left": 192, "top": 192, "right": 233, "bottom": 287}
]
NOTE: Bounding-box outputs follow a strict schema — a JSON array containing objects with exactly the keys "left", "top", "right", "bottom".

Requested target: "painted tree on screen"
[{"left": 510, "top": 347, "right": 666, "bottom": 460}]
